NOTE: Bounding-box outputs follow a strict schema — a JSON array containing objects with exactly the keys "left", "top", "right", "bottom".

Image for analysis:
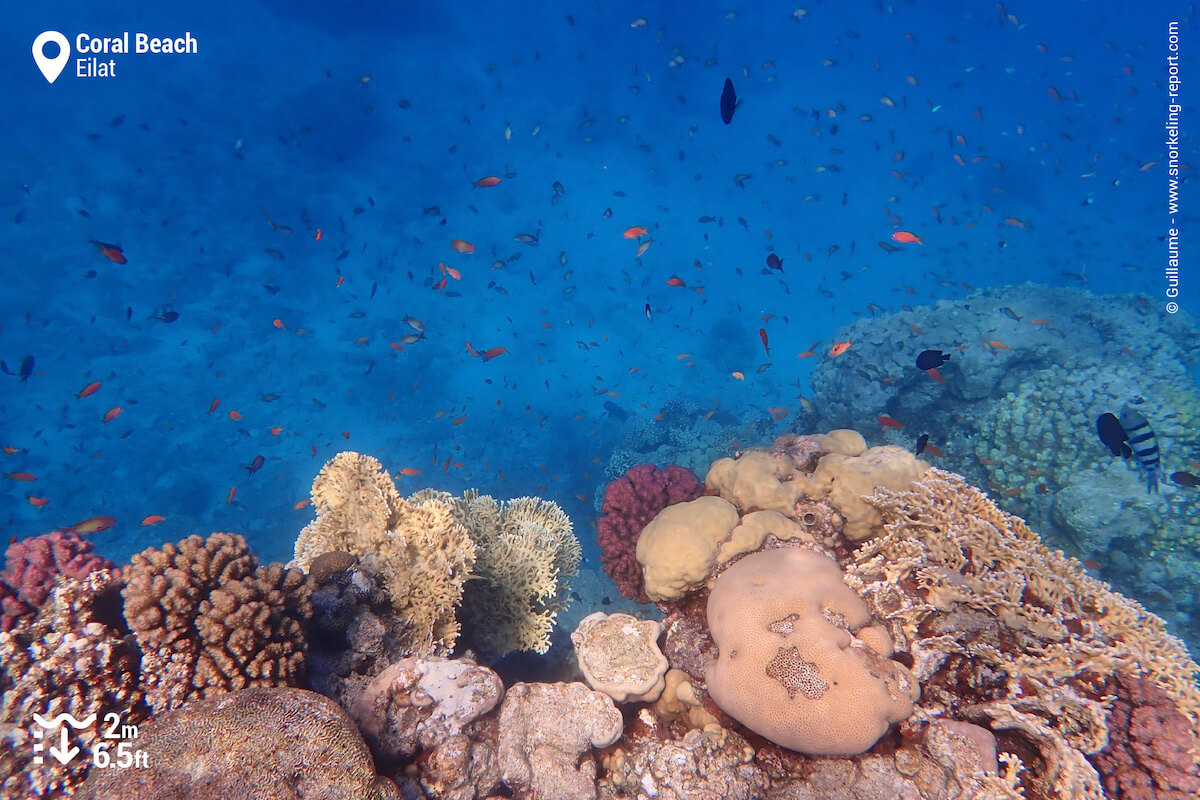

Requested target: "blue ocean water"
[{"left": 1, "top": 0, "right": 1194, "bottom": 586}]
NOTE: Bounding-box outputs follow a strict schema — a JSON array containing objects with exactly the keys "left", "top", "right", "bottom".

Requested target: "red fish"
[
  {"left": 473, "top": 176, "right": 501, "bottom": 189},
  {"left": 924, "top": 444, "right": 945, "bottom": 458},
  {"left": 5, "top": 472, "right": 36, "bottom": 482},
  {"left": 878, "top": 416, "right": 904, "bottom": 429},
  {"left": 480, "top": 347, "right": 508, "bottom": 361},
  {"left": 623, "top": 226, "right": 649, "bottom": 239},
  {"left": 27, "top": 496, "right": 49, "bottom": 507},
  {"left": 758, "top": 328, "right": 770, "bottom": 358},
  {"left": 465, "top": 341, "right": 480, "bottom": 357},
  {"left": 59, "top": 515, "right": 116, "bottom": 535},
  {"left": 141, "top": 515, "right": 166, "bottom": 526},
  {"left": 666, "top": 276, "right": 686, "bottom": 287},
  {"left": 829, "top": 341, "right": 853, "bottom": 357},
  {"left": 450, "top": 239, "right": 474, "bottom": 254},
  {"left": 891, "top": 231, "right": 924, "bottom": 245},
  {"left": 103, "top": 406, "right": 123, "bottom": 423},
  {"left": 90, "top": 240, "right": 127, "bottom": 264},
  {"left": 75, "top": 381, "right": 101, "bottom": 399},
  {"left": 767, "top": 408, "right": 789, "bottom": 420},
  {"left": 926, "top": 368, "right": 946, "bottom": 383}
]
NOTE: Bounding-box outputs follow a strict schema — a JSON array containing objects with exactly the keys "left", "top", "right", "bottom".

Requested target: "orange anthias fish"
[
  {"left": 141, "top": 515, "right": 166, "bottom": 526},
  {"left": 731, "top": 371, "right": 745, "bottom": 380},
  {"left": 758, "top": 328, "right": 770, "bottom": 358},
  {"left": 450, "top": 239, "right": 474, "bottom": 254},
  {"left": 480, "top": 347, "right": 508, "bottom": 361},
  {"left": 398, "top": 467, "right": 421, "bottom": 476},
  {"left": 75, "top": 381, "right": 101, "bottom": 399},
  {"left": 891, "top": 231, "right": 924, "bottom": 245},
  {"left": 102, "top": 406, "right": 123, "bottom": 423},
  {"left": 878, "top": 416, "right": 904, "bottom": 429},
  {"left": 829, "top": 341, "right": 853, "bottom": 357},
  {"left": 926, "top": 367, "right": 946, "bottom": 383},
  {"left": 59, "top": 515, "right": 117, "bottom": 535},
  {"left": 623, "top": 226, "right": 649, "bottom": 239},
  {"left": 473, "top": 176, "right": 501, "bottom": 189},
  {"left": 768, "top": 408, "right": 790, "bottom": 420},
  {"left": 988, "top": 340, "right": 1011, "bottom": 350},
  {"left": 27, "top": 496, "right": 49, "bottom": 507},
  {"left": 796, "top": 342, "right": 820, "bottom": 359},
  {"left": 666, "top": 276, "right": 686, "bottom": 287},
  {"left": 5, "top": 472, "right": 36, "bottom": 481},
  {"left": 90, "top": 240, "right": 127, "bottom": 264}
]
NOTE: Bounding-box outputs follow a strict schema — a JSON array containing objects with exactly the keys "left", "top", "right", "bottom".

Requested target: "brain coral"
[
  {"left": 292, "top": 453, "right": 477, "bottom": 656},
  {"left": 414, "top": 489, "right": 581, "bottom": 660},
  {"left": 122, "top": 532, "right": 312, "bottom": 713},
  {"left": 77, "top": 688, "right": 398, "bottom": 800},
  {"left": 705, "top": 547, "right": 918, "bottom": 755}
]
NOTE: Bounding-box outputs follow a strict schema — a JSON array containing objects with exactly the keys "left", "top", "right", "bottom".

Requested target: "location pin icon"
[{"left": 32, "top": 31, "right": 70, "bottom": 83}]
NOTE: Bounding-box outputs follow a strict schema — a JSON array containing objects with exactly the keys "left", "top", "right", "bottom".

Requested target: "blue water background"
[{"left": 0, "top": 0, "right": 1194, "bottom": 568}]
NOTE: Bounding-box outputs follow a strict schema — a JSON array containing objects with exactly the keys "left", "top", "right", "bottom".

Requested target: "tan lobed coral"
[
  {"left": 572, "top": 612, "right": 670, "bottom": 704},
  {"left": 705, "top": 547, "right": 919, "bottom": 756},
  {"left": 0, "top": 569, "right": 144, "bottom": 800},
  {"left": 77, "top": 688, "right": 398, "bottom": 800},
  {"left": 706, "top": 431, "right": 929, "bottom": 541},
  {"left": 636, "top": 496, "right": 740, "bottom": 601},
  {"left": 292, "top": 453, "right": 477, "bottom": 656},
  {"left": 414, "top": 489, "right": 581, "bottom": 660},
  {"left": 845, "top": 467, "right": 1200, "bottom": 799},
  {"left": 122, "top": 532, "right": 312, "bottom": 713}
]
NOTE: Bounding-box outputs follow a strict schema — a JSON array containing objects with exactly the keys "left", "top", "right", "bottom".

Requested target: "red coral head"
[{"left": 0, "top": 531, "right": 116, "bottom": 630}]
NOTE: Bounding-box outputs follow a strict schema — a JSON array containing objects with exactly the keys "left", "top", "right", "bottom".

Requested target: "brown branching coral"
[
  {"left": 844, "top": 467, "right": 1200, "bottom": 800},
  {"left": 122, "top": 532, "right": 312, "bottom": 713},
  {"left": 0, "top": 569, "right": 143, "bottom": 800}
]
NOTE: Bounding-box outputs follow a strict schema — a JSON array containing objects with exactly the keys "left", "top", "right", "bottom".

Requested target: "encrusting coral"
[
  {"left": 122, "top": 532, "right": 312, "bottom": 713},
  {"left": 414, "top": 489, "right": 581, "bottom": 660},
  {"left": 572, "top": 611, "right": 669, "bottom": 704},
  {"left": 292, "top": 452, "right": 477, "bottom": 656}
]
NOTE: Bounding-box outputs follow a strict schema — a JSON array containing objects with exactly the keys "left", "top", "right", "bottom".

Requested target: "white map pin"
[{"left": 32, "top": 31, "right": 70, "bottom": 83}]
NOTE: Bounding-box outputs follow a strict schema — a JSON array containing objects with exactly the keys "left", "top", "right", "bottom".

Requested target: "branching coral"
[
  {"left": 293, "top": 453, "right": 477, "bottom": 656},
  {"left": 415, "top": 489, "right": 581, "bottom": 660},
  {"left": 123, "top": 532, "right": 312, "bottom": 713},
  {"left": 844, "top": 467, "right": 1200, "bottom": 799}
]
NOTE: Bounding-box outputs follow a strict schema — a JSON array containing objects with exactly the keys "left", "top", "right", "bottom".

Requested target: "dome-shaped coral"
[{"left": 705, "top": 548, "right": 918, "bottom": 755}]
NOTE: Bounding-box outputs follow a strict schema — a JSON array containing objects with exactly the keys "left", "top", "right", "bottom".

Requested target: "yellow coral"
[
  {"left": 423, "top": 490, "right": 581, "bottom": 659},
  {"left": 292, "top": 454, "right": 476, "bottom": 656}
]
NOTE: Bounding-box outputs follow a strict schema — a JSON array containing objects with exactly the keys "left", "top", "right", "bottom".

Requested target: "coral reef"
[
  {"left": 571, "top": 612, "right": 669, "bottom": 703},
  {"left": 292, "top": 452, "right": 477, "bottom": 656},
  {"left": 350, "top": 655, "right": 504, "bottom": 800},
  {"left": 846, "top": 466, "right": 1200, "bottom": 798},
  {"left": 0, "top": 531, "right": 116, "bottom": 631},
  {"left": 122, "top": 532, "right": 312, "bottom": 713},
  {"left": 0, "top": 569, "right": 143, "bottom": 799},
  {"left": 806, "top": 285, "right": 1200, "bottom": 648},
  {"left": 596, "top": 463, "right": 703, "bottom": 602},
  {"left": 706, "top": 548, "right": 918, "bottom": 755},
  {"left": 415, "top": 489, "right": 581, "bottom": 661},
  {"left": 76, "top": 688, "right": 399, "bottom": 800},
  {"left": 497, "top": 681, "right": 623, "bottom": 800}
]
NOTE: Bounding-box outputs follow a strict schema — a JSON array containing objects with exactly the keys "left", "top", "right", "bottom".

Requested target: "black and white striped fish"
[{"left": 1119, "top": 401, "right": 1160, "bottom": 494}]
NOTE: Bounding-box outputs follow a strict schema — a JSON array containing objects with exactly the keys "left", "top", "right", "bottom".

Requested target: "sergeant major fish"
[{"left": 1119, "top": 399, "right": 1161, "bottom": 494}]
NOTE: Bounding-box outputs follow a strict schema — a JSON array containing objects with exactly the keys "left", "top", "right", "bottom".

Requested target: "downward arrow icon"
[{"left": 48, "top": 726, "right": 78, "bottom": 765}]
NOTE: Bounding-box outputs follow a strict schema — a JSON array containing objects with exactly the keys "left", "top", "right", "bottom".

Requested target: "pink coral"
[
  {"left": 0, "top": 530, "right": 116, "bottom": 631},
  {"left": 597, "top": 464, "right": 702, "bottom": 602},
  {"left": 1093, "top": 671, "right": 1200, "bottom": 800}
]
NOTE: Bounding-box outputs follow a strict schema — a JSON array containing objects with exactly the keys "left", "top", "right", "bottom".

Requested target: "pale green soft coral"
[{"left": 413, "top": 489, "right": 581, "bottom": 660}]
